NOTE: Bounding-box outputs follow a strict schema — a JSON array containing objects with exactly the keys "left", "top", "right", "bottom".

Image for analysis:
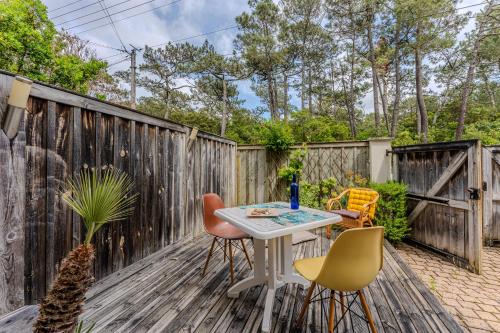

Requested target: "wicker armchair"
[{"left": 325, "top": 188, "right": 379, "bottom": 239}]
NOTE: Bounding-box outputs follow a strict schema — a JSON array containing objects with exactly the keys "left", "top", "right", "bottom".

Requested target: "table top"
[{"left": 214, "top": 202, "right": 342, "bottom": 240}]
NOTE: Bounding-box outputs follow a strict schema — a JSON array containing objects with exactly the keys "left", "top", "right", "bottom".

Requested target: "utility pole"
[{"left": 128, "top": 44, "right": 142, "bottom": 109}]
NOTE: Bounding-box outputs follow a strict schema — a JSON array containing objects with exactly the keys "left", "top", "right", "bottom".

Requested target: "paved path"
[{"left": 397, "top": 244, "right": 500, "bottom": 333}]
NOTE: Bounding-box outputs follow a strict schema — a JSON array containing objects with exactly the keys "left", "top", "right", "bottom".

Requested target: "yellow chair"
[
  {"left": 325, "top": 188, "right": 379, "bottom": 239},
  {"left": 294, "top": 227, "right": 384, "bottom": 333}
]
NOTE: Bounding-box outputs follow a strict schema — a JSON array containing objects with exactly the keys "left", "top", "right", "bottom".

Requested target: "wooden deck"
[
  {"left": 0, "top": 229, "right": 462, "bottom": 333},
  {"left": 80, "top": 227, "right": 462, "bottom": 333}
]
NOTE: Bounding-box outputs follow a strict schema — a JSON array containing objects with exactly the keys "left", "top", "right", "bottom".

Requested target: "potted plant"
[{"left": 34, "top": 169, "right": 137, "bottom": 333}]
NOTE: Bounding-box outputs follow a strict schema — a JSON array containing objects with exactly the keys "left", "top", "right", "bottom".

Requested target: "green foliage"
[
  {"left": 299, "top": 177, "right": 339, "bottom": 209},
  {"left": 62, "top": 169, "right": 138, "bottom": 245},
  {"left": 463, "top": 119, "right": 500, "bottom": 145},
  {"left": 278, "top": 147, "right": 307, "bottom": 181},
  {"left": 289, "top": 110, "right": 351, "bottom": 142},
  {"left": 370, "top": 181, "right": 410, "bottom": 244},
  {"left": 75, "top": 321, "right": 96, "bottom": 333},
  {"left": 49, "top": 55, "right": 107, "bottom": 94},
  {"left": 0, "top": 0, "right": 56, "bottom": 80},
  {"left": 260, "top": 120, "right": 295, "bottom": 151}
]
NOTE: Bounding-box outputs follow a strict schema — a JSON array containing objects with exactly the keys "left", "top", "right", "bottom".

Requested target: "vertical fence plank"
[
  {"left": 25, "top": 98, "right": 48, "bottom": 304},
  {"left": 72, "top": 107, "right": 82, "bottom": 248},
  {"left": 0, "top": 82, "right": 26, "bottom": 313},
  {"left": 45, "top": 101, "right": 56, "bottom": 291}
]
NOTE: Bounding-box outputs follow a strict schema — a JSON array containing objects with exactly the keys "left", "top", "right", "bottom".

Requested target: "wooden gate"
[
  {"left": 393, "top": 140, "right": 483, "bottom": 273},
  {"left": 483, "top": 145, "right": 500, "bottom": 245}
]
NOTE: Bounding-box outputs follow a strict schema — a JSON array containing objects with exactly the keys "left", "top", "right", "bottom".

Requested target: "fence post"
[
  {"left": 368, "top": 138, "right": 392, "bottom": 183},
  {"left": 0, "top": 77, "right": 26, "bottom": 314}
]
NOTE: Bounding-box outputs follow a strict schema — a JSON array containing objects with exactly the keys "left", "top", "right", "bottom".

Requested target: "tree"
[
  {"left": 398, "top": 0, "right": 464, "bottom": 142},
  {"left": 0, "top": 0, "right": 56, "bottom": 80},
  {"left": 190, "top": 42, "right": 248, "bottom": 136},
  {"left": 134, "top": 43, "right": 198, "bottom": 119},
  {"left": 456, "top": 1, "right": 498, "bottom": 140},
  {"left": 235, "top": 0, "right": 284, "bottom": 119},
  {"left": 34, "top": 169, "right": 136, "bottom": 333}
]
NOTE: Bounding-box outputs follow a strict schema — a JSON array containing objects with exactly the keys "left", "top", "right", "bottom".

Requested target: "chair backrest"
[
  {"left": 202, "top": 193, "right": 225, "bottom": 233},
  {"left": 346, "top": 188, "right": 379, "bottom": 219},
  {"left": 315, "top": 226, "right": 384, "bottom": 291}
]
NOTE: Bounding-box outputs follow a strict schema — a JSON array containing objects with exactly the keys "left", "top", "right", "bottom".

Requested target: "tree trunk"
[
  {"left": 483, "top": 73, "right": 496, "bottom": 109},
  {"left": 415, "top": 26, "right": 428, "bottom": 143},
  {"left": 380, "top": 75, "right": 390, "bottom": 133},
  {"left": 267, "top": 72, "right": 277, "bottom": 120},
  {"left": 283, "top": 72, "right": 289, "bottom": 122},
  {"left": 330, "top": 61, "right": 336, "bottom": 116},
  {"left": 221, "top": 76, "right": 228, "bottom": 136},
  {"left": 308, "top": 67, "right": 313, "bottom": 114},
  {"left": 349, "top": 34, "right": 357, "bottom": 138},
  {"left": 163, "top": 89, "right": 171, "bottom": 119},
  {"left": 367, "top": 10, "right": 380, "bottom": 133},
  {"left": 301, "top": 64, "right": 305, "bottom": 110},
  {"left": 34, "top": 244, "right": 95, "bottom": 333},
  {"left": 456, "top": 21, "right": 486, "bottom": 140},
  {"left": 391, "top": 21, "right": 401, "bottom": 137},
  {"left": 416, "top": 105, "right": 421, "bottom": 136}
]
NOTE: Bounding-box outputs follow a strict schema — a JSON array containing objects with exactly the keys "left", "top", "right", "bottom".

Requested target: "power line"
[
  {"left": 65, "top": 0, "right": 180, "bottom": 30},
  {"left": 48, "top": 0, "right": 86, "bottom": 13},
  {"left": 55, "top": 0, "right": 134, "bottom": 25},
  {"left": 75, "top": 0, "right": 183, "bottom": 34},
  {"left": 87, "top": 40, "right": 123, "bottom": 51},
  {"left": 98, "top": 0, "right": 128, "bottom": 51},
  {"left": 99, "top": 52, "right": 124, "bottom": 60},
  {"left": 50, "top": 0, "right": 105, "bottom": 19},
  {"left": 107, "top": 56, "right": 131, "bottom": 68},
  {"left": 150, "top": 25, "right": 238, "bottom": 48}
]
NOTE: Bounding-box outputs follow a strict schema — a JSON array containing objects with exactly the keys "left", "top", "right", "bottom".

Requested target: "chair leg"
[
  {"left": 326, "top": 225, "right": 332, "bottom": 239},
  {"left": 202, "top": 237, "right": 217, "bottom": 277},
  {"left": 295, "top": 281, "right": 316, "bottom": 328},
  {"left": 223, "top": 239, "right": 227, "bottom": 262},
  {"left": 328, "top": 290, "right": 336, "bottom": 333},
  {"left": 358, "top": 290, "right": 377, "bottom": 333},
  {"left": 228, "top": 240, "right": 234, "bottom": 284},
  {"left": 240, "top": 239, "right": 252, "bottom": 270},
  {"left": 339, "top": 291, "right": 346, "bottom": 315}
]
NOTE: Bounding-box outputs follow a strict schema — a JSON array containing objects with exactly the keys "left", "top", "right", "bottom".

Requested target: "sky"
[{"left": 43, "top": 0, "right": 485, "bottom": 114}]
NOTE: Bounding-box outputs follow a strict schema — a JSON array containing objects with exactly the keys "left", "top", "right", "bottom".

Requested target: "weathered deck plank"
[{"left": 0, "top": 232, "right": 462, "bottom": 333}]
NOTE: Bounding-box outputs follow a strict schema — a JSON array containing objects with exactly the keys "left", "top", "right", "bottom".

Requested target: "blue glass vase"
[{"left": 290, "top": 174, "right": 299, "bottom": 210}]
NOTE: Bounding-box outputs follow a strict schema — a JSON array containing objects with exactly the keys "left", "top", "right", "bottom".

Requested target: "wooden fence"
[
  {"left": 236, "top": 142, "right": 371, "bottom": 205},
  {"left": 483, "top": 145, "right": 500, "bottom": 245},
  {"left": 392, "top": 140, "right": 483, "bottom": 273},
  {"left": 0, "top": 72, "right": 236, "bottom": 314}
]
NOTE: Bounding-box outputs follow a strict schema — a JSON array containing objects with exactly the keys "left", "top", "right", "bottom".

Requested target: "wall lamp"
[{"left": 2, "top": 76, "right": 32, "bottom": 139}]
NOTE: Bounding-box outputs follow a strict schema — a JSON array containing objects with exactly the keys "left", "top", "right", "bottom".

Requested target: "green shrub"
[
  {"left": 298, "top": 177, "right": 339, "bottom": 209},
  {"left": 278, "top": 147, "right": 307, "bottom": 181},
  {"left": 259, "top": 120, "right": 295, "bottom": 152},
  {"left": 370, "top": 181, "right": 410, "bottom": 244}
]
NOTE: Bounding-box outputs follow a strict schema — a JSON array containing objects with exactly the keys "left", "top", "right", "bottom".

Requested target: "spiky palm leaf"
[
  {"left": 62, "top": 168, "right": 137, "bottom": 244},
  {"left": 34, "top": 168, "right": 137, "bottom": 333}
]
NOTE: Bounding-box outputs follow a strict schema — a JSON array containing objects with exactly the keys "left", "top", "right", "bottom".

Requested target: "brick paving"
[{"left": 397, "top": 244, "right": 500, "bottom": 333}]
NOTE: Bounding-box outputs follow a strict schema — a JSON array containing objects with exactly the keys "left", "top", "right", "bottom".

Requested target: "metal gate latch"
[{"left": 467, "top": 188, "right": 480, "bottom": 200}]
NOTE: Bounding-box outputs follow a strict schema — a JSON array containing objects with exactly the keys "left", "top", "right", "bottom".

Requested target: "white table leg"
[
  {"left": 227, "top": 238, "right": 267, "bottom": 298},
  {"left": 280, "top": 234, "right": 310, "bottom": 287},
  {"left": 262, "top": 238, "right": 277, "bottom": 333}
]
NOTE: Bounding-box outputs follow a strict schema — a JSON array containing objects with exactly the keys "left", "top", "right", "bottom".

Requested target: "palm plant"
[{"left": 34, "top": 169, "right": 137, "bottom": 333}]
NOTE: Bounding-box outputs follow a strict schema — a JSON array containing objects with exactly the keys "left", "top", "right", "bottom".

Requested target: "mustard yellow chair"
[
  {"left": 294, "top": 227, "right": 384, "bottom": 333},
  {"left": 325, "top": 188, "right": 379, "bottom": 239}
]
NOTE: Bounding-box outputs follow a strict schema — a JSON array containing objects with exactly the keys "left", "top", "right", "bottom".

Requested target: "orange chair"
[
  {"left": 201, "top": 193, "right": 252, "bottom": 284},
  {"left": 325, "top": 188, "right": 379, "bottom": 239}
]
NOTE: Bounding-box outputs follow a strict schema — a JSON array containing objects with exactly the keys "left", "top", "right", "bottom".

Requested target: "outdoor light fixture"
[{"left": 2, "top": 76, "right": 32, "bottom": 139}]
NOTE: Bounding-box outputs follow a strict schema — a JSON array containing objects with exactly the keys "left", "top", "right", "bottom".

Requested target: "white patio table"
[{"left": 214, "top": 202, "right": 341, "bottom": 332}]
